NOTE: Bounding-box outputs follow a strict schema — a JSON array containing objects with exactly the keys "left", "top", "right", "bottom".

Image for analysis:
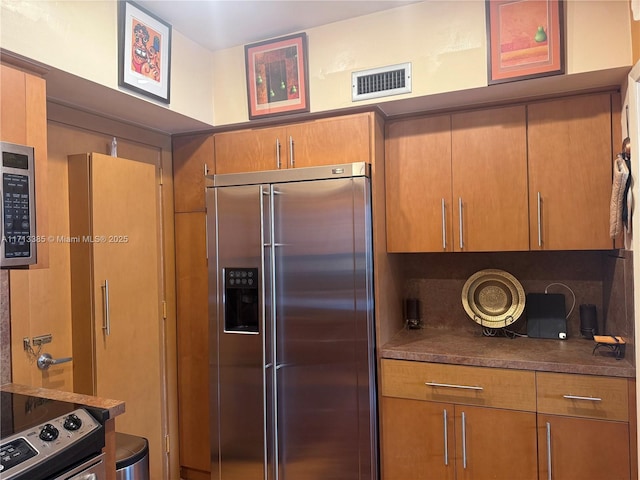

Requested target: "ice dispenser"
[{"left": 224, "top": 267, "right": 259, "bottom": 333}]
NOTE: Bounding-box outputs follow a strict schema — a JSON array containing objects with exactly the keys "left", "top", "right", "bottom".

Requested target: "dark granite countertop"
[{"left": 380, "top": 327, "right": 635, "bottom": 378}]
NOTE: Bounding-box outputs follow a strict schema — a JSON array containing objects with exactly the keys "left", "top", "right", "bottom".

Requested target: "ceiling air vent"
[{"left": 352, "top": 63, "right": 412, "bottom": 101}]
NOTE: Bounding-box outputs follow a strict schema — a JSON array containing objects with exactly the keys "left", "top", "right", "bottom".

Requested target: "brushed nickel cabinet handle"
[
  {"left": 458, "top": 197, "right": 464, "bottom": 250},
  {"left": 562, "top": 394, "right": 602, "bottom": 402},
  {"left": 443, "top": 408, "right": 449, "bottom": 466},
  {"left": 441, "top": 198, "right": 447, "bottom": 250},
  {"left": 537, "top": 192, "right": 542, "bottom": 247},
  {"left": 102, "top": 280, "right": 111, "bottom": 336},
  {"left": 289, "top": 136, "right": 294, "bottom": 168},
  {"left": 276, "top": 138, "right": 281, "bottom": 169},
  {"left": 425, "top": 382, "right": 483, "bottom": 391},
  {"left": 461, "top": 411, "right": 467, "bottom": 469},
  {"left": 546, "top": 421, "right": 552, "bottom": 480}
]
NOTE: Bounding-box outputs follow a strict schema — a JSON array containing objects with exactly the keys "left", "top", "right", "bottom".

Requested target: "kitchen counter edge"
[{"left": 1, "top": 383, "right": 125, "bottom": 418}]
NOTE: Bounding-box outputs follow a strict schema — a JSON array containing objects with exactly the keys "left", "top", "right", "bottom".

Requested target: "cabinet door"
[
  {"left": 538, "top": 414, "right": 630, "bottom": 480},
  {"left": 381, "top": 397, "right": 455, "bottom": 480},
  {"left": 89, "top": 153, "right": 165, "bottom": 480},
  {"left": 173, "top": 133, "right": 214, "bottom": 212},
  {"left": 385, "top": 115, "right": 453, "bottom": 252},
  {"left": 451, "top": 106, "right": 529, "bottom": 251},
  {"left": 528, "top": 94, "right": 613, "bottom": 250},
  {"left": 214, "top": 126, "right": 287, "bottom": 174},
  {"left": 175, "top": 212, "right": 210, "bottom": 475},
  {"left": 456, "top": 406, "right": 537, "bottom": 480},
  {"left": 286, "top": 113, "right": 371, "bottom": 168}
]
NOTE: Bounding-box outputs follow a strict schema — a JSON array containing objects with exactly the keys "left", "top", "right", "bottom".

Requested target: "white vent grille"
[{"left": 352, "top": 63, "right": 412, "bottom": 101}]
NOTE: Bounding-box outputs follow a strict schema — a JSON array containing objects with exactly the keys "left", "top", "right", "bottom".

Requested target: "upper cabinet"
[
  {"left": 386, "top": 115, "right": 453, "bottom": 252},
  {"left": 214, "top": 112, "right": 374, "bottom": 174},
  {"left": 386, "top": 93, "right": 615, "bottom": 253},
  {"left": 527, "top": 94, "right": 613, "bottom": 251},
  {"left": 1, "top": 63, "right": 49, "bottom": 267},
  {"left": 451, "top": 106, "right": 529, "bottom": 252},
  {"left": 386, "top": 106, "right": 528, "bottom": 252}
]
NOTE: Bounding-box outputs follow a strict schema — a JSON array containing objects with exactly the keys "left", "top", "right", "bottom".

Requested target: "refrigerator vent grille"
[{"left": 352, "top": 63, "right": 412, "bottom": 101}]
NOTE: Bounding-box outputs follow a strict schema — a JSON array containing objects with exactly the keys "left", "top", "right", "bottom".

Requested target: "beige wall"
[
  {"left": 212, "top": 0, "right": 633, "bottom": 125},
  {"left": 1, "top": 1, "right": 634, "bottom": 128},
  {"left": 0, "top": 0, "right": 215, "bottom": 126},
  {"left": 632, "top": 1, "right": 640, "bottom": 64}
]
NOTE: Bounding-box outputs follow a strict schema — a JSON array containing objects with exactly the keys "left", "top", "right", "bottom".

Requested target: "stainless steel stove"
[{"left": 0, "top": 391, "right": 106, "bottom": 480}]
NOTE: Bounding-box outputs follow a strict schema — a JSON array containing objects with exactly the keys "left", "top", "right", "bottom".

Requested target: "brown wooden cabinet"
[
  {"left": 536, "top": 372, "right": 632, "bottom": 480},
  {"left": 527, "top": 93, "right": 614, "bottom": 250},
  {"left": 380, "top": 360, "right": 634, "bottom": 480},
  {"left": 386, "top": 115, "right": 453, "bottom": 252},
  {"left": 380, "top": 359, "right": 538, "bottom": 480},
  {"left": 173, "top": 133, "right": 214, "bottom": 213},
  {"left": 175, "top": 212, "right": 210, "bottom": 479},
  {"left": 386, "top": 106, "right": 528, "bottom": 252},
  {"left": 214, "top": 112, "right": 373, "bottom": 174},
  {"left": 386, "top": 93, "right": 616, "bottom": 253},
  {"left": 1, "top": 63, "right": 48, "bottom": 267},
  {"left": 451, "top": 106, "right": 529, "bottom": 252}
]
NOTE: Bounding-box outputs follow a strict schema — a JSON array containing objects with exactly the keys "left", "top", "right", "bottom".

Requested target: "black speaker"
[
  {"left": 579, "top": 304, "right": 598, "bottom": 339},
  {"left": 405, "top": 298, "right": 421, "bottom": 329}
]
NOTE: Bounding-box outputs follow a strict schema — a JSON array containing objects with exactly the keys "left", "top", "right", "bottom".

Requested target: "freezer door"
[
  {"left": 272, "top": 177, "right": 376, "bottom": 480},
  {"left": 213, "top": 185, "right": 270, "bottom": 480}
]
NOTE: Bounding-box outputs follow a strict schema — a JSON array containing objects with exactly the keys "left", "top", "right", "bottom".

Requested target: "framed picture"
[
  {"left": 118, "top": 1, "right": 171, "bottom": 103},
  {"left": 245, "top": 33, "right": 309, "bottom": 120},
  {"left": 486, "top": 0, "right": 564, "bottom": 85}
]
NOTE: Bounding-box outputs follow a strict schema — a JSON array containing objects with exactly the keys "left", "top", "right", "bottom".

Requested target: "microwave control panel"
[{"left": 1, "top": 142, "right": 36, "bottom": 268}]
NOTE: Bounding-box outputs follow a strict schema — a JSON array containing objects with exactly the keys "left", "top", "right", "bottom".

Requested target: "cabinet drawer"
[
  {"left": 381, "top": 359, "right": 536, "bottom": 412},
  {"left": 536, "top": 372, "right": 629, "bottom": 421}
]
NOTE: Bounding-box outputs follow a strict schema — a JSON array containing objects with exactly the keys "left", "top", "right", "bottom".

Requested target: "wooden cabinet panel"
[
  {"left": 381, "top": 397, "right": 455, "bottom": 480},
  {"left": 286, "top": 113, "right": 371, "bottom": 168},
  {"left": 381, "top": 359, "right": 536, "bottom": 411},
  {"left": 536, "top": 372, "right": 629, "bottom": 421},
  {"left": 451, "top": 106, "right": 529, "bottom": 252},
  {"left": 175, "top": 212, "right": 210, "bottom": 473},
  {"left": 214, "top": 126, "right": 286, "bottom": 174},
  {"left": 528, "top": 94, "right": 613, "bottom": 250},
  {"left": 69, "top": 153, "right": 166, "bottom": 480},
  {"left": 1, "top": 64, "right": 49, "bottom": 268},
  {"left": 380, "top": 395, "right": 537, "bottom": 480},
  {"left": 538, "top": 414, "right": 631, "bottom": 480},
  {"left": 385, "top": 115, "right": 453, "bottom": 252},
  {"left": 455, "top": 406, "right": 537, "bottom": 480},
  {"left": 213, "top": 113, "right": 373, "bottom": 174},
  {"left": 173, "top": 133, "right": 214, "bottom": 212}
]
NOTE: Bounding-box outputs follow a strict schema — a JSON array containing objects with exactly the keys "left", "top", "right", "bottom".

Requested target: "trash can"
[{"left": 115, "top": 432, "right": 149, "bottom": 480}]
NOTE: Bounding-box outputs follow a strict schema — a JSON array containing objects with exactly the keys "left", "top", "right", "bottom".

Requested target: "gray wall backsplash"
[{"left": 398, "top": 250, "right": 635, "bottom": 365}]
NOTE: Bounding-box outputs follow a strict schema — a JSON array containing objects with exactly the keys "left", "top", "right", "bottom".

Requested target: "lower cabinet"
[
  {"left": 381, "top": 397, "right": 537, "bottom": 480},
  {"left": 380, "top": 359, "right": 634, "bottom": 480},
  {"left": 537, "top": 414, "right": 630, "bottom": 480}
]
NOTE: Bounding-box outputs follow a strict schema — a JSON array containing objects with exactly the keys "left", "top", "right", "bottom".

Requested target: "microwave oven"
[{"left": 1, "top": 141, "right": 37, "bottom": 268}]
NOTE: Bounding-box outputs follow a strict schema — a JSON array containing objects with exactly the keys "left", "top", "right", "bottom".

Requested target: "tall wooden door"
[{"left": 69, "top": 152, "right": 165, "bottom": 480}]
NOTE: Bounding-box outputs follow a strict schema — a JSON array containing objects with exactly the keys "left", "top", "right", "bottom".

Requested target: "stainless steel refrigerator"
[{"left": 206, "top": 162, "right": 378, "bottom": 480}]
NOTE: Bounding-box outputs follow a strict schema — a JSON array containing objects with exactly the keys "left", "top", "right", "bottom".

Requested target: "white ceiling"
[{"left": 136, "top": 0, "right": 418, "bottom": 52}]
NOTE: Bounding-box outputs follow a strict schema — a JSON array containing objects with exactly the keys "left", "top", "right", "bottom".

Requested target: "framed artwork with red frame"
[
  {"left": 486, "top": 0, "right": 564, "bottom": 85},
  {"left": 244, "top": 33, "right": 310, "bottom": 120}
]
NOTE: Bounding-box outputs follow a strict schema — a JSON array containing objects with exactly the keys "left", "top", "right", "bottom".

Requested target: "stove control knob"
[
  {"left": 64, "top": 413, "right": 82, "bottom": 431},
  {"left": 39, "top": 423, "right": 59, "bottom": 441}
]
